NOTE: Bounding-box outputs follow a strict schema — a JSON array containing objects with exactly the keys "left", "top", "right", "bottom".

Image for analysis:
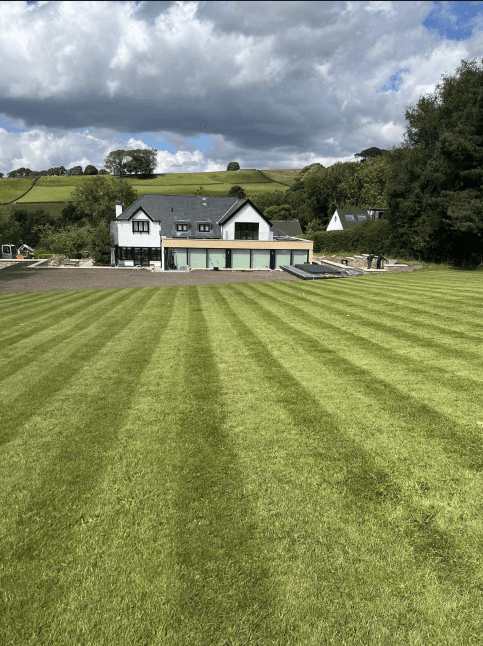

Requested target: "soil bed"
[{"left": 0, "top": 265, "right": 300, "bottom": 294}]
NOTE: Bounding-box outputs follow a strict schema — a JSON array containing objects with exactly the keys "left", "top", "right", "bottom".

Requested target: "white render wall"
[
  {"left": 223, "top": 203, "right": 271, "bottom": 241},
  {"left": 114, "top": 209, "right": 162, "bottom": 248},
  {"left": 326, "top": 210, "right": 343, "bottom": 232}
]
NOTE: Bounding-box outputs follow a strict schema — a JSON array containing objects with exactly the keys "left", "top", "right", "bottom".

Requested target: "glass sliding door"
[
  {"left": 189, "top": 249, "right": 207, "bottom": 269},
  {"left": 252, "top": 251, "right": 270, "bottom": 269},
  {"left": 275, "top": 249, "right": 291, "bottom": 268},
  {"left": 208, "top": 249, "right": 226, "bottom": 268},
  {"left": 232, "top": 249, "right": 250, "bottom": 269}
]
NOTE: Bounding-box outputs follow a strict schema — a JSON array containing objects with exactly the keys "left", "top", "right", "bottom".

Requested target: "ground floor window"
[{"left": 118, "top": 247, "right": 161, "bottom": 263}]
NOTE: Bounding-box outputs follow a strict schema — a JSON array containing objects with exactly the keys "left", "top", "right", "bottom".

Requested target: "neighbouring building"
[
  {"left": 110, "top": 194, "right": 313, "bottom": 270},
  {"left": 326, "top": 207, "right": 388, "bottom": 231}
]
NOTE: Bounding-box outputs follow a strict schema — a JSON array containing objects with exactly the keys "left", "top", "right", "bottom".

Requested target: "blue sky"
[{"left": 2, "top": 0, "right": 483, "bottom": 174}]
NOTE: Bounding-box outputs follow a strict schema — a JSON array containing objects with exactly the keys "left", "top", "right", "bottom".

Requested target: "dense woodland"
[{"left": 1, "top": 59, "right": 482, "bottom": 265}]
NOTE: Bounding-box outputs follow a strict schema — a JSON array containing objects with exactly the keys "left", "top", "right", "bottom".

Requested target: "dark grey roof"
[
  {"left": 116, "top": 194, "right": 270, "bottom": 239},
  {"left": 336, "top": 208, "right": 370, "bottom": 231},
  {"left": 270, "top": 219, "right": 303, "bottom": 236}
]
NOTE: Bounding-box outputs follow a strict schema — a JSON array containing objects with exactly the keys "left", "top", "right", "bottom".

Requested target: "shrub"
[{"left": 227, "top": 162, "right": 240, "bottom": 171}]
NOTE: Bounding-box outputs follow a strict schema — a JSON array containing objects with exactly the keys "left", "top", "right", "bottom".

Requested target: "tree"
[
  {"left": 227, "top": 185, "right": 246, "bottom": 199},
  {"left": 98, "top": 169, "right": 109, "bottom": 175},
  {"left": 264, "top": 204, "right": 295, "bottom": 220},
  {"left": 194, "top": 186, "right": 207, "bottom": 195},
  {"left": 0, "top": 172, "right": 4, "bottom": 178},
  {"left": 66, "top": 166, "right": 83, "bottom": 176},
  {"left": 354, "top": 147, "right": 385, "bottom": 162},
  {"left": 385, "top": 58, "right": 483, "bottom": 261},
  {"left": 227, "top": 162, "right": 240, "bottom": 171},
  {"left": 0, "top": 208, "right": 21, "bottom": 244},
  {"left": 84, "top": 165, "right": 97, "bottom": 175},
  {"left": 70, "top": 176, "right": 139, "bottom": 226},
  {"left": 104, "top": 148, "right": 157, "bottom": 176}
]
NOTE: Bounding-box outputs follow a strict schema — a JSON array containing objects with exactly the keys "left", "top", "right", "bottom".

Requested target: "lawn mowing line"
[
  {"left": 306, "top": 279, "right": 483, "bottom": 329},
  {"left": 0, "top": 288, "right": 155, "bottom": 448},
  {"left": 45, "top": 292, "right": 187, "bottom": 645},
  {"left": 163, "top": 286, "right": 276, "bottom": 645},
  {"left": 0, "top": 288, "right": 99, "bottom": 337},
  {"left": 207, "top": 286, "right": 479, "bottom": 630},
  {"left": 0, "top": 290, "right": 129, "bottom": 384},
  {"left": 229, "top": 282, "right": 483, "bottom": 473},
  {"left": 0, "top": 289, "right": 74, "bottom": 313},
  {"left": 284, "top": 276, "right": 483, "bottom": 329},
  {"left": 269, "top": 280, "right": 483, "bottom": 362},
  {"left": 326, "top": 277, "right": 483, "bottom": 322},
  {"left": 334, "top": 273, "right": 483, "bottom": 303},
  {"left": 259, "top": 282, "right": 483, "bottom": 393},
  {"left": 0, "top": 291, "right": 178, "bottom": 645}
]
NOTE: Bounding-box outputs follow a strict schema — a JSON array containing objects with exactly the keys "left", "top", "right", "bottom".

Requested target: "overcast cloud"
[{"left": 0, "top": 0, "right": 482, "bottom": 174}]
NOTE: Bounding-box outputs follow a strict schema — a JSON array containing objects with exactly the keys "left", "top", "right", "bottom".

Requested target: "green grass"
[
  {"left": 16, "top": 187, "right": 77, "bottom": 203},
  {"left": 2, "top": 269, "right": 483, "bottom": 644},
  {"left": 10, "top": 169, "right": 291, "bottom": 203},
  {"left": 0, "top": 178, "right": 37, "bottom": 203}
]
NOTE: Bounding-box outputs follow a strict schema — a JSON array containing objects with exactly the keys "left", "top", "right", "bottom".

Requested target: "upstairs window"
[
  {"left": 133, "top": 221, "right": 149, "bottom": 233},
  {"left": 235, "top": 222, "right": 259, "bottom": 240},
  {"left": 176, "top": 223, "right": 189, "bottom": 232},
  {"left": 357, "top": 215, "right": 366, "bottom": 220},
  {"left": 345, "top": 214, "right": 354, "bottom": 221},
  {"left": 198, "top": 223, "right": 210, "bottom": 232}
]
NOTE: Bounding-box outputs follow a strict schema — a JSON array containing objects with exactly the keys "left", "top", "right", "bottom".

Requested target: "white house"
[
  {"left": 326, "top": 207, "right": 388, "bottom": 231},
  {"left": 110, "top": 194, "right": 313, "bottom": 270}
]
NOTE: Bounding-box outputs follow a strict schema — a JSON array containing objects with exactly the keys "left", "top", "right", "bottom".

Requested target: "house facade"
[
  {"left": 326, "top": 207, "right": 388, "bottom": 231},
  {"left": 110, "top": 194, "right": 313, "bottom": 270}
]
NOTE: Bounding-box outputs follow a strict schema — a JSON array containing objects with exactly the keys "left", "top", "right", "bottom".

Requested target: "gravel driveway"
[{"left": 0, "top": 264, "right": 300, "bottom": 294}]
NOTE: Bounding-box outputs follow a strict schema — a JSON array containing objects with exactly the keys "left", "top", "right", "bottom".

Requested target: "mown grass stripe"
[
  {"left": 270, "top": 280, "right": 483, "bottom": 361},
  {"left": 0, "top": 289, "right": 110, "bottom": 348},
  {"left": 258, "top": 281, "right": 483, "bottom": 381},
  {"left": 207, "top": 285, "right": 477, "bottom": 642},
  {"left": 307, "top": 278, "right": 483, "bottom": 329},
  {"left": 0, "top": 289, "right": 176, "bottom": 645},
  {"left": 0, "top": 289, "right": 73, "bottom": 313},
  {"left": 0, "top": 290, "right": 122, "bottom": 383},
  {"left": 0, "top": 288, "right": 155, "bottom": 448},
  {"left": 0, "top": 287, "right": 94, "bottom": 327},
  {"left": 227, "top": 282, "right": 483, "bottom": 473},
  {"left": 167, "top": 286, "right": 276, "bottom": 644}
]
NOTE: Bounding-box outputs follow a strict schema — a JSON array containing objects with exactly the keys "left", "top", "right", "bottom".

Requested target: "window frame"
[
  {"left": 198, "top": 223, "right": 211, "bottom": 232},
  {"left": 132, "top": 220, "right": 150, "bottom": 233},
  {"left": 176, "top": 223, "right": 189, "bottom": 232},
  {"left": 234, "top": 222, "right": 259, "bottom": 240}
]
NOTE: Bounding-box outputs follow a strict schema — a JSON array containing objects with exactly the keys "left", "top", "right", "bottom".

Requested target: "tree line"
[{"left": 249, "top": 59, "right": 483, "bottom": 264}]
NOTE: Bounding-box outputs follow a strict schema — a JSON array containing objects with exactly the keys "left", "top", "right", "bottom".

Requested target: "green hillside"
[{"left": 1, "top": 168, "right": 300, "bottom": 205}]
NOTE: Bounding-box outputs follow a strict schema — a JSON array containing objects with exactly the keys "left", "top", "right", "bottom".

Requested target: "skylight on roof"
[
  {"left": 345, "top": 214, "right": 354, "bottom": 220},
  {"left": 357, "top": 215, "right": 366, "bottom": 220}
]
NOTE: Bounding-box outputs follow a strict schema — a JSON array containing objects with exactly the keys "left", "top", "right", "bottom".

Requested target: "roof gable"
[
  {"left": 217, "top": 198, "right": 273, "bottom": 226},
  {"left": 126, "top": 206, "right": 155, "bottom": 221}
]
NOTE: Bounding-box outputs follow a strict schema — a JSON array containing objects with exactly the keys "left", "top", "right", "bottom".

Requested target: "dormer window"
[
  {"left": 176, "top": 223, "right": 189, "bottom": 232},
  {"left": 133, "top": 221, "right": 149, "bottom": 233},
  {"left": 198, "top": 223, "right": 210, "bottom": 232}
]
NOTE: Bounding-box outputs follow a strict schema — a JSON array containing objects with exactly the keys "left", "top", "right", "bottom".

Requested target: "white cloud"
[{"left": 0, "top": 0, "right": 481, "bottom": 172}]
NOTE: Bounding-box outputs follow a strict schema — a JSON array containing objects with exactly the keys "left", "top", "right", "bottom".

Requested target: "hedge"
[{"left": 305, "top": 220, "right": 404, "bottom": 256}]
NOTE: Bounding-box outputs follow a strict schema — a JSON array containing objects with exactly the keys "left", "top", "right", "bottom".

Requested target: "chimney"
[{"left": 115, "top": 200, "right": 124, "bottom": 218}]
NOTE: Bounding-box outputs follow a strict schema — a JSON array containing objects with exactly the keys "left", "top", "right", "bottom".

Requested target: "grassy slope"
[
  {"left": 13, "top": 169, "right": 296, "bottom": 203},
  {"left": 0, "top": 178, "right": 37, "bottom": 203},
  {"left": 2, "top": 269, "right": 483, "bottom": 644}
]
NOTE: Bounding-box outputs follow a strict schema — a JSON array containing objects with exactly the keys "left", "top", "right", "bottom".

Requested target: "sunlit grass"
[{"left": 1, "top": 269, "right": 483, "bottom": 645}]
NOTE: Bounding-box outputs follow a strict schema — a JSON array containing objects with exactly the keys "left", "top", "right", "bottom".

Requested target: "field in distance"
[
  {"left": 2, "top": 268, "right": 483, "bottom": 645},
  {"left": 1, "top": 168, "right": 302, "bottom": 204}
]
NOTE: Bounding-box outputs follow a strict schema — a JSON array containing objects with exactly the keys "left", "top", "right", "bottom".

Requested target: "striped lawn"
[{"left": 1, "top": 269, "right": 483, "bottom": 645}]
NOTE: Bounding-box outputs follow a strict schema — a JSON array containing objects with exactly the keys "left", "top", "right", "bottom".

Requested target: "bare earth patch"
[{"left": 0, "top": 265, "right": 300, "bottom": 294}]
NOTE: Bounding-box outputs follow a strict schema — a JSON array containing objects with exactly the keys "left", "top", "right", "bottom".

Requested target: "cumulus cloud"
[{"left": 0, "top": 0, "right": 481, "bottom": 172}]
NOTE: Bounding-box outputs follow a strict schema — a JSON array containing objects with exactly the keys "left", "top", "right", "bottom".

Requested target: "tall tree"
[
  {"left": 386, "top": 58, "right": 483, "bottom": 261},
  {"left": 104, "top": 149, "right": 157, "bottom": 176}
]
